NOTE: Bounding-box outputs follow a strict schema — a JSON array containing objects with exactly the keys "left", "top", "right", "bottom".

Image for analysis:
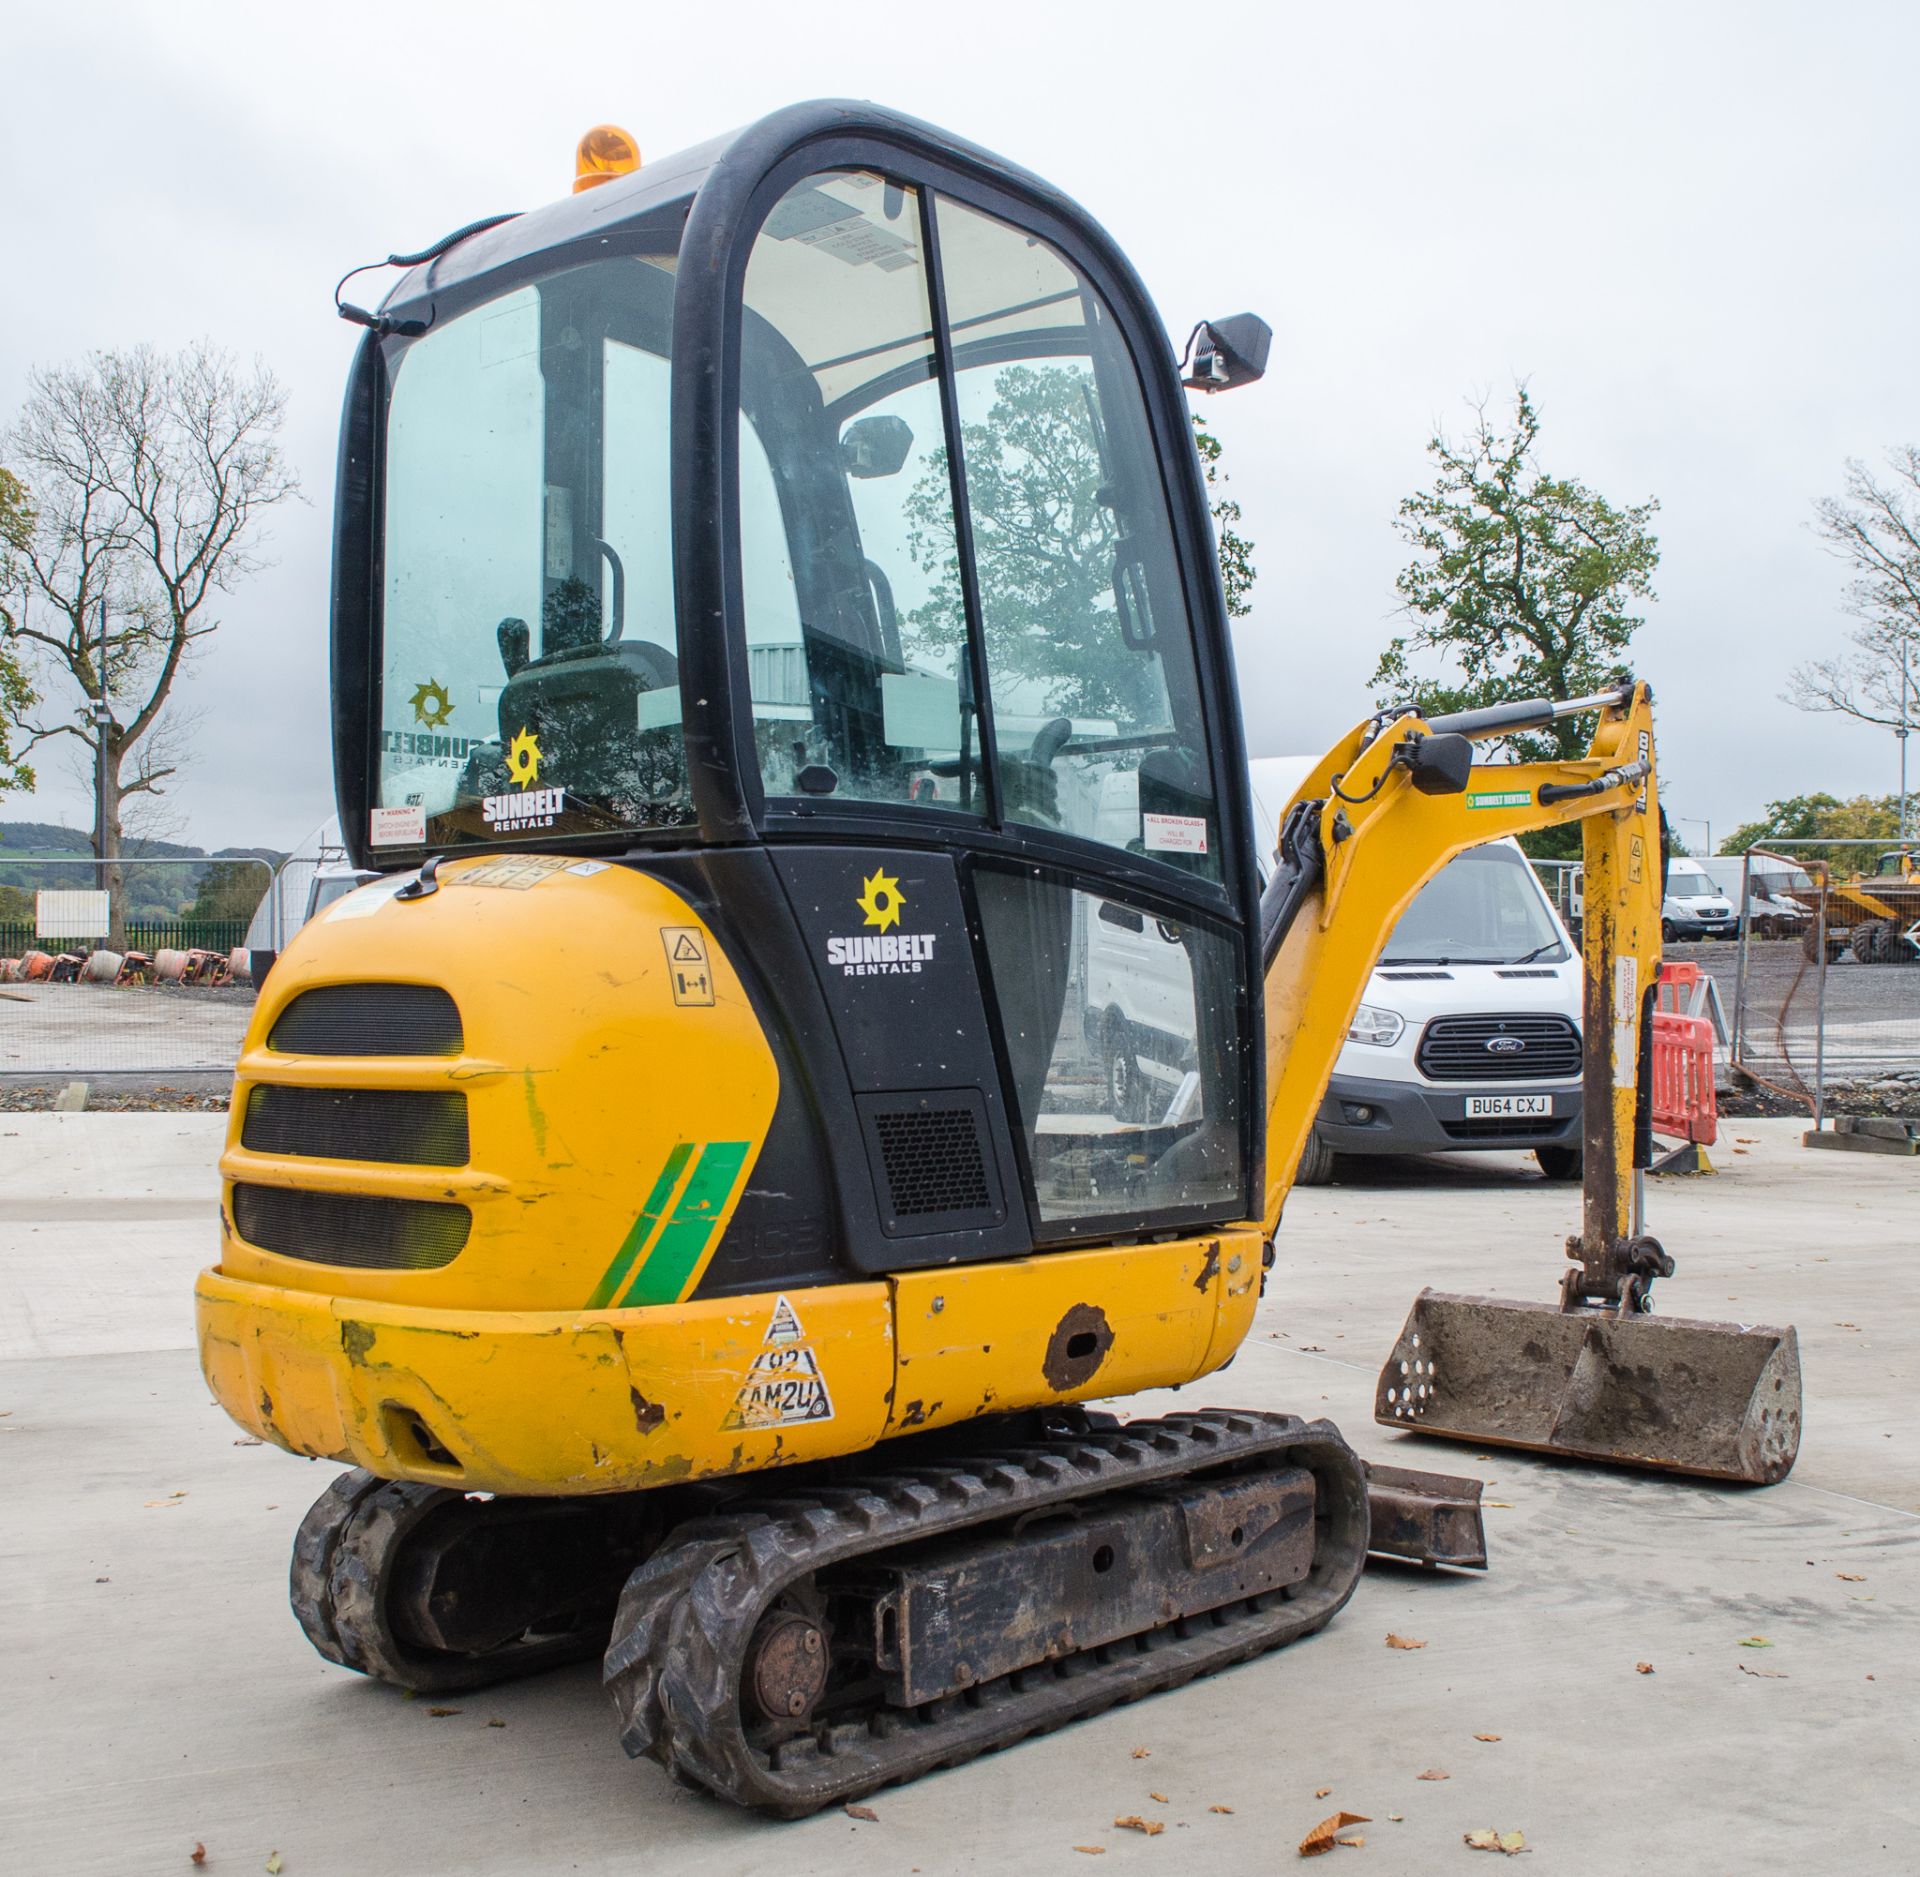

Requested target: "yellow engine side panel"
[{"left": 219, "top": 856, "right": 778, "bottom": 1314}]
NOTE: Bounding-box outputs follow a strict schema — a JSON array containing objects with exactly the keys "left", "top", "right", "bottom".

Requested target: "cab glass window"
[
  {"left": 740, "top": 172, "right": 982, "bottom": 810},
  {"left": 378, "top": 246, "right": 693, "bottom": 847},
  {"left": 974, "top": 865, "right": 1244, "bottom": 1227},
  {"left": 937, "top": 198, "right": 1219, "bottom": 880}
]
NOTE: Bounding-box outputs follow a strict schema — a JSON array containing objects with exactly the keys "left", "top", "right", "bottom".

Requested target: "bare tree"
[
  {"left": 1788, "top": 449, "right": 1920, "bottom": 835},
  {"left": 0, "top": 345, "right": 297, "bottom": 942}
]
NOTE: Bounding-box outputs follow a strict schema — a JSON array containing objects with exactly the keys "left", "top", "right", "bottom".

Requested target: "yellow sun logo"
[
  {"left": 506, "top": 727, "right": 543, "bottom": 787},
  {"left": 857, "top": 869, "right": 905, "bottom": 933},
  {"left": 409, "top": 678, "right": 453, "bottom": 729}
]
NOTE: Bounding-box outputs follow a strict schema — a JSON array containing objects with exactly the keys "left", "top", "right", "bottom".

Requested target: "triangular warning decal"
[
  {"left": 672, "top": 932, "right": 704, "bottom": 960},
  {"left": 765, "top": 1295, "right": 804, "bottom": 1344}
]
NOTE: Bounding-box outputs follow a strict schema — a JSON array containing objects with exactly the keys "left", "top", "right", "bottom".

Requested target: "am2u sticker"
[{"left": 723, "top": 1293, "right": 835, "bottom": 1429}]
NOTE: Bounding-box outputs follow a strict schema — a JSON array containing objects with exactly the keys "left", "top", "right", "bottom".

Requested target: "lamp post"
[{"left": 1676, "top": 815, "right": 1713, "bottom": 858}]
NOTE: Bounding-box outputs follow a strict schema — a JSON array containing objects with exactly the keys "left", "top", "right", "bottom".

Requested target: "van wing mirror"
[{"left": 1181, "top": 313, "right": 1272, "bottom": 392}]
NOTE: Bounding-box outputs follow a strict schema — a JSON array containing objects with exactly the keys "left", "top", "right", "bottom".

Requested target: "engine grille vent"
[
  {"left": 1495, "top": 967, "right": 1560, "bottom": 979},
  {"left": 269, "top": 984, "right": 462, "bottom": 1057},
  {"left": 242, "top": 1086, "right": 470, "bottom": 1167},
  {"left": 1379, "top": 969, "right": 1453, "bottom": 981},
  {"left": 1417, "top": 1013, "right": 1581, "bottom": 1082},
  {"left": 231, "top": 1183, "right": 470, "bottom": 1270},
  {"left": 856, "top": 1090, "right": 1004, "bottom": 1236}
]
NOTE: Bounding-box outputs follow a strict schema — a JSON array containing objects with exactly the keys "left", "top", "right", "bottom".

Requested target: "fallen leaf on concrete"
[
  {"left": 1484, "top": 1501, "right": 1514, "bottom": 1509},
  {"left": 1838, "top": 1573, "right": 1866, "bottom": 1582},
  {"left": 1210, "top": 1805, "right": 1235, "bottom": 1814},
  {"left": 1337, "top": 1836, "right": 1365, "bottom": 1849},
  {"left": 426, "top": 1706, "right": 461, "bottom": 1717},
  {"left": 1315, "top": 1787, "right": 1332, "bottom": 1798},
  {"left": 1300, "top": 1345, "right": 1326, "bottom": 1353},
  {"left": 1731, "top": 1148, "right": 1749, "bottom": 1155},
  {"left": 1635, "top": 1662, "right": 1654, "bottom": 1674},
  {"left": 1739, "top": 1664, "right": 1789, "bottom": 1679},
  {"left": 1073, "top": 1848, "right": 1105, "bottom": 1856},
  {"left": 1387, "top": 1815, "right": 1404, "bottom": 1823},
  {"left": 1416, "top": 1768, "right": 1450, "bottom": 1781},
  {"left": 1149, "top": 1791, "right": 1169, "bottom": 1804},
  {"left": 233, "top": 1437, "right": 263, "bottom": 1447},
  {"left": 1836, "top": 1323, "right": 1861, "bottom": 1331},
  {"left": 1735, "top": 1136, "right": 1757, "bottom": 1144},
  {"left": 265, "top": 1856, "right": 283, "bottom": 1875},
  {"left": 1385, "top": 1633, "right": 1425, "bottom": 1650},
  {"left": 1464, "top": 1828, "right": 1528, "bottom": 1855},
  {"left": 844, "top": 1803, "right": 878, "bottom": 1821},
  {"left": 1132, "top": 1747, "right": 1151, "bottom": 1759},
  {"left": 487, "top": 1718, "right": 505, "bottom": 1728},
  {"left": 95, "top": 1576, "right": 109, "bottom": 1584},
  {"left": 1115, "top": 1815, "right": 1164, "bottom": 1836},
  {"left": 1474, "top": 1734, "right": 1502, "bottom": 1742},
  {"left": 1738, "top": 1635, "right": 1773, "bottom": 1648},
  {"left": 1298, "top": 1812, "right": 1370, "bottom": 1857},
  {"left": 190, "top": 1845, "right": 206, "bottom": 1865}
]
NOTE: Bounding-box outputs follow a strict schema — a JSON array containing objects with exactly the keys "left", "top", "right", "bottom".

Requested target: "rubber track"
[
  {"left": 289, "top": 1468, "right": 610, "bottom": 1693},
  {"left": 603, "top": 1410, "right": 1368, "bottom": 1815}
]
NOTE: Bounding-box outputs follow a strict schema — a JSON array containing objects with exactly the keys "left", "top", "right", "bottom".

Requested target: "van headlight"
[{"left": 1346, "top": 1003, "right": 1404, "bottom": 1046}]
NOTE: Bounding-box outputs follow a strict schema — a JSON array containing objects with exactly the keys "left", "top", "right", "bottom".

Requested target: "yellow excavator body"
[{"left": 195, "top": 101, "right": 1800, "bottom": 1812}]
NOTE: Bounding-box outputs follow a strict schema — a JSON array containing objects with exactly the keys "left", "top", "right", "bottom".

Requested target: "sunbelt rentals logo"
[
  {"left": 824, "top": 869, "right": 937, "bottom": 977},
  {"left": 483, "top": 726, "right": 564, "bottom": 831}
]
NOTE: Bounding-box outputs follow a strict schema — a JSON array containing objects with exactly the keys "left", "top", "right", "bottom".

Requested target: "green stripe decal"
[
  {"left": 585, "top": 1143, "right": 694, "bottom": 1310},
  {"left": 618, "top": 1141, "right": 752, "bottom": 1308}
]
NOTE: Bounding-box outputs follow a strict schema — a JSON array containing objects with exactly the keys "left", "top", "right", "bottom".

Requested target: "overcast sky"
[{"left": 3, "top": 2, "right": 1915, "bottom": 857}]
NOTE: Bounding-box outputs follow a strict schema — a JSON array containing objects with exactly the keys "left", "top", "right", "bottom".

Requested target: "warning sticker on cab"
[
  {"left": 723, "top": 1294, "right": 835, "bottom": 1430},
  {"left": 1142, "top": 812, "right": 1208, "bottom": 854}
]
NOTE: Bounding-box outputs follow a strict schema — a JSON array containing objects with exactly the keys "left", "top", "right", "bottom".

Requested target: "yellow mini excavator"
[{"left": 198, "top": 104, "right": 1800, "bottom": 1814}]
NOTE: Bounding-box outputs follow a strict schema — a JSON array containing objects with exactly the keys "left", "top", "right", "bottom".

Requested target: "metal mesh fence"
[
  {"left": 0, "top": 857, "right": 269, "bottom": 1078},
  {"left": 1730, "top": 842, "right": 1920, "bottom": 1122}
]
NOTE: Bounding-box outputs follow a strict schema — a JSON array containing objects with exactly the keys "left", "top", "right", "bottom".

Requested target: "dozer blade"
[
  {"left": 1365, "top": 1461, "right": 1487, "bottom": 1570},
  {"left": 1374, "top": 1289, "right": 1801, "bottom": 1485}
]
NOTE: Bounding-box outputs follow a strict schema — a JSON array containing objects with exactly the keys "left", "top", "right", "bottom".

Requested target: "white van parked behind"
[{"left": 1247, "top": 757, "right": 1586, "bottom": 1184}]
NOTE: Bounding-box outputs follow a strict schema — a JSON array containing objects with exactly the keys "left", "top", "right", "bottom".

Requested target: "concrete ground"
[
  {"left": 0, "top": 981, "right": 256, "bottom": 1077},
  {"left": 2, "top": 1116, "right": 1914, "bottom": 1875}
]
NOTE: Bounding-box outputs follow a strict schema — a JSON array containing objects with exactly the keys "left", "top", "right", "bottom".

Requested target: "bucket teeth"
[{"left": 1375, "top": 1289, "right": 1801, "bottom": 1485}]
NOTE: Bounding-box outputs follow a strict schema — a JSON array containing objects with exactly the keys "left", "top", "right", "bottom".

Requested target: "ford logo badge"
[{"left": 1486, "top": 1035, "right": 1526, "bottom": 1054}]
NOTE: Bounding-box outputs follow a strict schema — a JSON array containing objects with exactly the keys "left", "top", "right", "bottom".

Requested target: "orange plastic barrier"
[{"left": 1652, "top": 963, "right": 1717, "bottom": 1146}]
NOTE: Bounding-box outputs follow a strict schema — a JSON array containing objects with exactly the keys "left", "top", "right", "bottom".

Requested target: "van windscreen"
[{"left": 1382, "top": 845, "right": 1567, "bottom": 966}]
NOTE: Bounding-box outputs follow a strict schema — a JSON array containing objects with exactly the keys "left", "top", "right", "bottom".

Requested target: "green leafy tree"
[
  {"left": 1192, "top": 416, "right": 1255, "bottom": 619},
  {"left": 1373, "top": 386, "right": 1659, "bottom": 856},
  {"left": 185, "top": 858, "right": 271, "bottom": 923},
  {"left": 902, "top": 365, "right": 1257, "bottom": 726},
  {"left": 1724, "top": 791, "right": 1903, "bottom": 871},
  {"left": 0, "top": 469, "right": 37, "bottom": 796}
]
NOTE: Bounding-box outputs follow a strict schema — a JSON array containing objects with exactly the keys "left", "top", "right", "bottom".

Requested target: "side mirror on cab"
[{"left": 1181, "top": 313, "right": 1272, "bottom": 392}]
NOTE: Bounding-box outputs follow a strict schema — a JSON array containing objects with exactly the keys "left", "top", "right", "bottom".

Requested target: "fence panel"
[
  {"left": 1730, "top": 841, "right": 1920, "bottom": 1122},
  {"left": 0, "top": 856, "right": 269, "bottom": 1078}
]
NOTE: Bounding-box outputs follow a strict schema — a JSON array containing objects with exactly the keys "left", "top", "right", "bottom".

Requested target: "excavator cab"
[{"left": 335, "top": 106, "right": 1268, "bottom": 1269}]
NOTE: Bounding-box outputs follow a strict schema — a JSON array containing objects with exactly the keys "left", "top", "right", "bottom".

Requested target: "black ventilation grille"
[
  {"left": 1442, "top": 1115, "right": 1574, "bottom": 1141},
  {"left": 269, "top": 984, "right": 462, "bottom": 1057},
  {"left": 231, "top": 1183, "right": 471, "bottom": 1270},
  {"left": 856, "top": 1090, "right": 1005, "bottom": 1237},
  {"left": 1495, "top": 967, "right": 1560, "bottom": 979},
  {"left": 1417, "top": 1013, "right": 1581, "bottom": 1082},
  {"left": 242, "top": 1086, "right": 470, "bottom": 1167},
  {"left": 1378, "top": 969, "right": 1453, "bottom": 981}
]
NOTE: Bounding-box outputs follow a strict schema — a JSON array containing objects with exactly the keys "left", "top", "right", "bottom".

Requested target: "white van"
[
  {"left": 1661, "top": 856, "right": 1737, "bottom": 941},
  {"left": 1247, "top": 757, "right": 1586, "bottom": 1183}
]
